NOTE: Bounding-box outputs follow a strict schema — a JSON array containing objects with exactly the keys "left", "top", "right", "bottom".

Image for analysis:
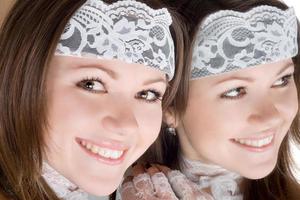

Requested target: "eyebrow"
[
  {"left": 77, "top": 64, "right": 118, "bottom": 79},
  {"left": 143, "top": 77, "right": 167, "bottom": 86},
  {"left": 215, "top": 75, "right": 254, "bottom": 85},
  {"left": 275, "top": 62, "right": 294, "bottom": 76},
  {"left": 215, "top": 62, "right": 294, "bottom": 85},
  {"left": 75, "top": 64, "right": 166, "bottom": 85}
]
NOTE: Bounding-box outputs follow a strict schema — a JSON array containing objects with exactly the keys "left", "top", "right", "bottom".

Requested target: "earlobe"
[{"left": 163, "top": 107, "right": 179, "bottom": 128}]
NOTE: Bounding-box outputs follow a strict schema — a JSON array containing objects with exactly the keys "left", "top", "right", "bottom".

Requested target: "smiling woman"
[
  {"left": 0, "top": 0, "right": 185, "bottom": 199},
  {"left": 45, "top": 55, "right": 169, "bottom": 195},
  {"left": 179, "top": 58, "right": 297, "bottom": 179}
]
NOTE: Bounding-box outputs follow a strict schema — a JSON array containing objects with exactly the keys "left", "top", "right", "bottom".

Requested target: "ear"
[{"left": 163, "top": 107, "right": 179, "bottom": 128}]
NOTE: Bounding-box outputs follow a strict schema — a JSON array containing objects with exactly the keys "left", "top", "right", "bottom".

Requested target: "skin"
[
  {"left": 168, "top": 58, "right": 298, "bottom": 179},
  {"left": 44, "top": 56, "right": 167, "bottom": 196}
]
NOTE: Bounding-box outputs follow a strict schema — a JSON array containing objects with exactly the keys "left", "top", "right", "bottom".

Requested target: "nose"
[
  {"left": 101, "top": 98, "right": 138, "bottom": 136},
  {"left": 247, "top": 95, "right": 283, "bottom": 129}
]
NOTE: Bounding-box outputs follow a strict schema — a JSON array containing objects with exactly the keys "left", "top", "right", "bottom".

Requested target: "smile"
[
  {"left": 81, "top": 140, "right": 124, "bottom": 159},
  {"left": 76, "top": 138, "right": 127, "bottom": 164},
  {"left": 233, "top": 135, "right": 274, "bottom": 148}
]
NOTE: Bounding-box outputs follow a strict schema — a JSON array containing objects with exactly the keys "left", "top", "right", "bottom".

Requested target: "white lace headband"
[
  {"left": 191, "top": 5, "right": 298, "bottom": 79},
  {"left": 55, "top": 0, "right": 175, "bottom": 80}
]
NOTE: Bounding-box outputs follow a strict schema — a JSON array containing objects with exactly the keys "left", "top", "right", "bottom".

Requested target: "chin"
[
  {"left": 241, "top": 162, "right": 277, "bottom": 180},
  {"left": 77, "top": 175, "right": 123, "bottom": 196},
  {"left": 242, "top": 170, "right": 272, "bottom": 180}
]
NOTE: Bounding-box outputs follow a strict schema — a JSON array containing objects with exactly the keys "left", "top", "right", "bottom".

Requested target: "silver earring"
[{"left": 166, "top": 126, "right": 176, "bottom": 136}]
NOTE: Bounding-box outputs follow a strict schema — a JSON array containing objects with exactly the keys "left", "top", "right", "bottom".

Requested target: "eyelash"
[
  {"left": 77, "top": 77, "right": 106, "bottom": 93},
  {"left": 220, "top": 87, "right": 246, "bottom": 100},
  {"left": 271, "top": 74, "right": 293, "bottom": 88},
  {"left": 77, "top": 77, "right": 163, "bottom": 103},
  {"left": 220, "top": 74, "right": 294, "bottom": 100},
  {"left": 136, "top": 89, "right": 163, "bottom": 103}
]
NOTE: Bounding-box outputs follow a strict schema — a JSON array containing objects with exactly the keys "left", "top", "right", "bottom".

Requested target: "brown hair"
[
  {"left": 142, "top": 0, "right": 300, "bottom": 199},
  {"left": 0, "top": 0, "right": 185, "bottom": 199}
]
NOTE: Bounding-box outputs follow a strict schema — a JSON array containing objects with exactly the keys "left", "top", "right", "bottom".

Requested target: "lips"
[
  {"left": 233, "top": 135, "right": 274, "bottom": 148},
  {"left": 80, "top": 140, "right": 124, "bottom": 159},
  {"left": 76, "top": 137, "right": 128, "bottom": 164},
  {"left": 231, "top": 131, "right": 276, "bottom": 153}
]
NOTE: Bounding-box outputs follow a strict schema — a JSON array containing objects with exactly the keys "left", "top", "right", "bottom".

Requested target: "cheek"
[
  {"left": 125, "top": 105, "right": 162, "bottom": 166},
  {"left": 183, "top": 98, "right": 239, "bottom": 138},
  {"left": 48, "top": 90, "right": 95, "bottom": 132},
  {"left": 45, "top": 96, "right": 83, "bottom": 154},
  {"left": 278, "top": 85, "right": 299, "bottom": 124},
  {"left": 136, "top": 105, "right": 162, "bottom": 147},
  {"left": 181, "top": 100, "right": 222, "bottom": 156},
  {"left": 184, "top": 99, "right": 213, "bottom": 131},
  {"left": 288, "top": 89, "right": 298, "bottom": 120}
]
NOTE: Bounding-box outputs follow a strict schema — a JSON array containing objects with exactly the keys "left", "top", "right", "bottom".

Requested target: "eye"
[
  {"left": 136, "top": 89, "right": 163, "bottom": 103},
  {"left": 220, "top": 87, "right": 246, "bottom": 100},
  {"left": 77, "top": 77, "right": 106, "bottom": 93},
  {"left": 272, "top": 74, "right": 293, "bottom": 88}
]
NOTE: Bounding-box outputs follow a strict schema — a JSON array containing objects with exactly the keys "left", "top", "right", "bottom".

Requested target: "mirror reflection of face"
[
  {"left": 177, "top": 58, "right": 298, "bottom": 179},
  {"left": 45, "top": 56, "right": 167, "bottom": 195}
]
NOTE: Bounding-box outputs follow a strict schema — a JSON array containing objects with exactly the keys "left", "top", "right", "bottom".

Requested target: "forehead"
[{"left": 49, "top": 55, "right": 167, "bottom": 81}]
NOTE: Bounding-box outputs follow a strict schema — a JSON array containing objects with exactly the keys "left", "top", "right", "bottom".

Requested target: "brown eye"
[
  {"left": 136, "top": 90, "right": 162, "bottom": 103},
  {"left": 78, "top": 78, "right": 106, "bottom": 93},
  {"left": 272, "top": 74, "right": 293, "bottom": 88},
  {"left": 221, "top": 87, "right": 246, "bottom": 99}
]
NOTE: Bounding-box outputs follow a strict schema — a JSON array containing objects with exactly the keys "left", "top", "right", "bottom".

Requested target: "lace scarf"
[
  {"left": 42, "top": 162, "right": 89, "bottom": 200},
  {"left": 180, "top": 157, "right": 243, "bottom": 200}
]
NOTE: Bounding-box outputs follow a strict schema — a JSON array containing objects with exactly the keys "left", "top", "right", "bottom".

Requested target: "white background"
[{"left": 284, "top": 0, "right": 300, "bottom": 18}]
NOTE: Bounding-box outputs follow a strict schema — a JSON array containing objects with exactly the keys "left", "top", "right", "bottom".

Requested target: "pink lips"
[{"left": 231, "top": 135, "right": 275, "bottom": 153}]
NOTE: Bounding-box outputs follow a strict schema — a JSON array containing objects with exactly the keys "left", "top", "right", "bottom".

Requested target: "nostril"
[
  {"left": 101, "top": 115, "right": 138, "bottom": 136},
  {"left": 248, "top": 103, "right": 283, "bottom": 126}
]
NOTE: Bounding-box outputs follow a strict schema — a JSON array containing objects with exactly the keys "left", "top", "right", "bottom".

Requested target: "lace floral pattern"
[
  {"left": 167, "top": 170, "right": 214, "bottom": 200},
  {"left": 191, "top": 6, "right": 298, "bottom": 79},
  {"left": 56, "top": 0, "right": 175, "bottom": 80},
  {"left": 120, "top": 172, "right": 178, "bottom": 200},
  {"left": 42, "top": 162, "right": 89, "bottom": 200},
  {"left": 181, "top": 157, "right": 243, "bottom": 200}
]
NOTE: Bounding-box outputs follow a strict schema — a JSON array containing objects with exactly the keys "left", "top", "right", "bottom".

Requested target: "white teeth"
[
  {"left": 80, "top": 141, "right": 124, "bottom": 159},
  {"left": 91, "top": 146, "right": 98, "bottom": 154},
  {"left": 81, "top": 140, "right": 87, "bottom": 146},
  {"left": 234, "top": 135, "right": 273, "bottom": 147},
  {"left": 86, "top": 143, "right": 92, "bottom": 150}
]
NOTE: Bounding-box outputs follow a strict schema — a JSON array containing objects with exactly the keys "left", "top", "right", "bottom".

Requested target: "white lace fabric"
[
  {"left": 55, "top": 0, "right": 175, "bottom": 80},
  {"left": 42, "top": 162, "right": 89, "bottom": 200},
  {"left": 167, "top": 170, "right": 214, "bottom": 200},
  {"left": 180, "top": 157, "right": 243, "bottom": 200},
  {"left": 191, "top": 5, "right": 298, "bottom": 79},
  {"left": 121, "top": 172, "right": 178, "bottom": 200}
]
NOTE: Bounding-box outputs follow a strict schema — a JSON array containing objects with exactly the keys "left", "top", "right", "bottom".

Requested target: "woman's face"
[
  {"left": 177, "top": 58, "right": 298, "bottom": 179},
  {"left": 45, "top": 56, "right": 167, "bottom": 195}
]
